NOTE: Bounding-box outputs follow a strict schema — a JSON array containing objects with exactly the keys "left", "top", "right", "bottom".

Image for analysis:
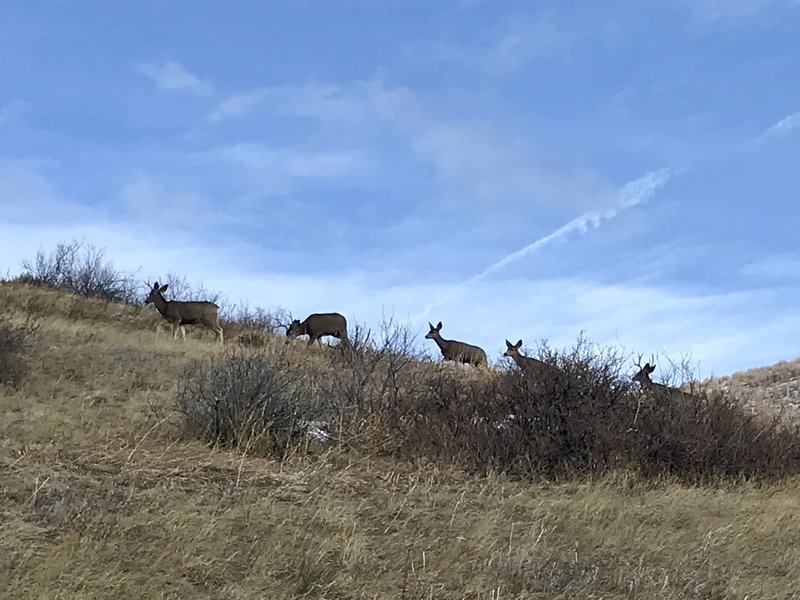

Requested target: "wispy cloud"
[
  {"left": 753, "top": 109, "right": 800, "bottom": 144},
  {"left": 135, "top": 60, "right": 212, "bottom": 96},
  {"left": 429, "top": 15, "right": 575, "bottom": 74},
  {"left": 742, "top": 253, "right": 800, "bottom": 278},
  {"left": 0, "top": 158, "right": 94, "bottom": 224},
  {"left": 0, "top": 189, "right": 796, "bottom": 378},
  {"left": 209, "top": 90, "right": 268, "bottom": 121},
  {"left": 120, "top": 175, "right": 216, "bottom": 222},
  {"left": 209, "top": 80, "right": 392, "bottom": 123},
  {"left": 210, "top": 78, "right": 604, "bottom": 218},
  {"left": 219, "top": 144, "right": 368, "bottom": 179},
  {"left": 415, "top": 168, "right": 673, "bottom": 320},
  {"left": 476, "top": 168, "right": 672, "bottom": 279}
]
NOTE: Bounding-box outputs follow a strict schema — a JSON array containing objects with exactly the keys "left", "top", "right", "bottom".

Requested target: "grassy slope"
[{"left": 2, "top": 283, "right": 800, "bottom": 599}]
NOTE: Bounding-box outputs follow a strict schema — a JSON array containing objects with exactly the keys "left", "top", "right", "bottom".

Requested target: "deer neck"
[
  {"left": 641, "top": 376, "right": 671, "bottom": 393},
  {"left": 151, "top": 292, "right": 170, "bottom": 317},
  {"left": 431, "top": 333, "right": 450, "bottom": 353},
  {"left": 511, "top": 352, "right": 529, "bottom": 369}
]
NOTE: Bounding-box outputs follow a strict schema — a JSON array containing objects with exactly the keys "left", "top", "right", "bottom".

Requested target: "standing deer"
[
  {"left": 504, "top": 339, "right": 560, "bottom": 378},
  {"left": 286, "top": 312, "right": 348, "bottom": 347},
  {"left": 632, "top": 361, "right": 697, "bottom": 399},
  {"left": 425, "top": 321, "right": 488, "bottom": 368},
  {"left": 144, "top": 282, "right": 224, "bottom": 344}
]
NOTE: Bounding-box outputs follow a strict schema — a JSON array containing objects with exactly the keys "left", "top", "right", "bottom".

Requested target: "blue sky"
[{"left": 2, "top": 1, "right": 799, "bottom": 377}]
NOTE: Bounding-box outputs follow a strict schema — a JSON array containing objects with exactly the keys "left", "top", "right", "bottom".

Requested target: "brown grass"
[{"left": 3, "top": 282, "right": 800, "bottom": 598}]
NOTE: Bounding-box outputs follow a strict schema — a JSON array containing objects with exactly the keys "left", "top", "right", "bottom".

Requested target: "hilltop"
[{"left": 3, "top": 282, "right": 800, "bottom": 599}]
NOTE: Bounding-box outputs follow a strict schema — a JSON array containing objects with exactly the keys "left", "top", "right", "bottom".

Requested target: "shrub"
[
  {"left": 367, "top": 338, "right": 800, "bottom": 483},
  {"left": 176, "top": 347, "right": 329, "bottom": 454},
  {"left": 150, "top": 272, "right": 222, "bottom": 303},
  {"left": 220, "top": 303, "right": 291, "bottom": 343},
  {"left": 176, "top": 325, "right": 800, "bottom": 483},
  {"left": 20, "top": 239, "right": 140, "bottom": 304}
]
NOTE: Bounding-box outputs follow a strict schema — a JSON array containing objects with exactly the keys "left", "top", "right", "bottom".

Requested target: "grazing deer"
[
  {"left": 632, "top": 361, "right": 697, "bottom": 399},
  {"left": 144, "top": 282, "right": 224, "bottom": 344},
  {"left": 286, "top": 312, "right": 348, "bottom": 348},
  {"left": 425, "top": 321, "right": 488, "bottom": 368},
  {"left": 504, "top": 339, "right": 560, "bottom": 378}
]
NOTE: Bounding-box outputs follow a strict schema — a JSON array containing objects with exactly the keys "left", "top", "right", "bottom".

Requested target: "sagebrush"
[{"left": 178, "top": 328, "right": 800, "bottom": 483}]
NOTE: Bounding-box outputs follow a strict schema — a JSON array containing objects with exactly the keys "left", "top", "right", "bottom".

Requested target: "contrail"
[{"left": 417, "top": 167, "right": 672, "bottom": 320}]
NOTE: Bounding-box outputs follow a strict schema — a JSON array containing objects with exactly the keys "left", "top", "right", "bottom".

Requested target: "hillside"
[
  {"left": 708, "top": 359, "right": 800, "bottom": 417},
  {"left": 3, "top": 282, "right": 800, "bottom": 599}
]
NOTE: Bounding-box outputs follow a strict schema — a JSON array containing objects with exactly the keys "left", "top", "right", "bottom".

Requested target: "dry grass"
[{"left": 3, "top": 282, "right": 800, "bottom": 598}]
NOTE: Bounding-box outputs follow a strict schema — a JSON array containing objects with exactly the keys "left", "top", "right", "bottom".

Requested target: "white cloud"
[
  {"left": 754, "top": 109, "right": 800, "bottom": 144},
  {"left": 135, "top": 60, "right": 212, "bottom": 96},
  {"left": 414, "top": 168, "right": 672, "bottom": 319},
  {"left": 480, "top": 168, "right": 672, "bottom": 277}
]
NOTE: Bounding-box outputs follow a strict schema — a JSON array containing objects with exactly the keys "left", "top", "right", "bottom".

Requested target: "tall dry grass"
[{"left": 3, "top": 281, "right": 800, "bottom": 598}]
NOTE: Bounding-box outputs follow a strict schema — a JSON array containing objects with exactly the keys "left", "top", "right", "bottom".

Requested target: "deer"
[
  {"left": 504, "top": 339, "right": 560, "bottom": 379},
  {"left": 631, "top": 361, "right": 698, "bottom": 400},
  {"left": 286, "top": 312, "right": 348, "bottom": 348},
  {"left": 144, "top": 281, "right": 224, "bottom": 345},
  {"left": 425, "top": 321, "right": 488, "bottom": 368}
]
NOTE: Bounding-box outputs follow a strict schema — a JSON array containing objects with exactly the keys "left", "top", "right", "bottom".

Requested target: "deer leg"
[
  {"left": 171, "top": 324, "right": 179, "bottom": 340},
  {"left": 180, "top": 326, "right": 187, "bottom": 341}
]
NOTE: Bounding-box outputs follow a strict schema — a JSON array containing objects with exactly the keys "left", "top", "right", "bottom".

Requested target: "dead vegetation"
[{"left": 3, "top": 281, "right": 800, "bottom": 598}]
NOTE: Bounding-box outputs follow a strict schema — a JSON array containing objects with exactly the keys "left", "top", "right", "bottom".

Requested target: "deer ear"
[
  {"left": 159, "top": 284, "right": 168, "bottom": 293},
  {"left": 428, "top": 322, "right": 435, "bottom": 330},
  {"left": 648, "top": 363, "right": 656, "bottom": 372},
  {"left": 516, "top": 339, "right": 523, "bottom": 348},
  {"left": 505, "top": 339, "right": 512, "bottom": 348},
  {"left": 153, "top": 281, "right": 159, "bottom": 288},
  {"left": 436, "top": 321, "right": 442, "bottom": 330}
]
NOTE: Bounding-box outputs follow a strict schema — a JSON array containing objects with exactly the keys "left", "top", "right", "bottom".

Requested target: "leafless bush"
[
  {"left": 20, "top": 239, "right": 140, "bottom": 304},
  {"left": 328, "top": 317, "right": 425, "bottom": 413},
  {"left": 151, "top": 272, "right": 222, "bottom": 303},
  {"left": 375, "top": 338, "right": 800, "bottom": 483},
  {"left": 176, "top": 347, "right": 328, "bottom": 455},
  {"left": 0, "top": 310, "right": 37, "bottom": 386},
  {"left": 220, "top": 303, "right": 291, "bottom": 342},
  {"left": 177, "top": 324, "right": 800, "bottom": 482}
]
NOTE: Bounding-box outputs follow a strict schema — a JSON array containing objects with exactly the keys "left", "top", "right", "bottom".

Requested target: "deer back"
[
  {"left": 302, "top": 312, "right": 347, "bottom": 338},
  {"left": 442, "top": 339, "right": 487, "bottom": 366},
  {"left": 165, "top": 299, "right": 220, "bottom": 324}
]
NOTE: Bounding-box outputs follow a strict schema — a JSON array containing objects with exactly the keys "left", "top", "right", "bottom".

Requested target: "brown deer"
[
  {"left": 632, "top": 361, "right": 698, "bottom": 399},
  {"left": 286, "top": 312, "right": 348, "bottom": 347},
  {"left": 504, "top": 339, "right": 560, "bottom": 378},
  {"left": 425, "top": 321, "right": 488, "bottom": 368},
  {"left": 144, "top": 281, "right": 224, "bottom": 344}
]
